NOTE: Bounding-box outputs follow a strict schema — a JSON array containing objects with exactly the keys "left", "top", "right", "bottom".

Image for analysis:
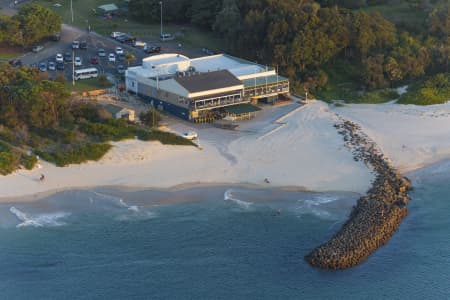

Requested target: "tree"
[
  {"left": 14, "top": 4, "right": 61, "bottom": 47},
  {"left": 125, "top": 53, "right": 136, "bottom": 66},
  {"left": 189, "top": 0, "right": 222, "bottom": 29},
  {"left": 362, "top": 54, "right": 387, "bottom": 89},
  {"left": 139, "top": 108, "right": 162, "bottom": 127},
  {"left": 213, "top": 0, "right": 241, "bottom": 45}
]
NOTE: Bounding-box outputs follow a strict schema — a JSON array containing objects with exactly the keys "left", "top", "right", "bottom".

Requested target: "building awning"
[
  {"left": 224, "top": 104, "right": 261, "bottom": 115},
  {"left": 242, "top": 75, "right": 289, "bottom": 88}
]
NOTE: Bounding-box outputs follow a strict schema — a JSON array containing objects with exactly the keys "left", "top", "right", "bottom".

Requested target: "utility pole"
[
  {"left": 159, "top": 1, "right": 163, "bottom": 37},
  {"left": 70, "top": 0, "right": 74, "bottom": 23},
  {"left": 72, "top": 50, "right": 75, "bottom": 86}
]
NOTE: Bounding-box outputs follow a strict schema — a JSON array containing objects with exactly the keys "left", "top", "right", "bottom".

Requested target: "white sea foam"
[
  {"left": 10, "top": 207, "right": 70, "bottom": 228},
  {"left": 295, "top": 195, "right": 340, "bottom": 220},
  {"left": 115, "top": 210, "right": 157, "bottom": 221},
  {"left": 224, "top": 189, "right": 253, "bottom": 209},
  {"left": 92, "top": 191, "right": 140, "bottom": 212}
]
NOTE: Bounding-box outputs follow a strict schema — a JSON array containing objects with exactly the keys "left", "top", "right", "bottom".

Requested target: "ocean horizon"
[{"left": 1, "top": 163, "right": 449, "bottom": 299}]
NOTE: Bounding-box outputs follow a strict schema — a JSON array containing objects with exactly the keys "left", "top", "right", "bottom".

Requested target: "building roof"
[
  {"left": 98, "top": 4, "right": 118, "bottom": 12},
  {"left": 190, "top": 54, "right": 268, "bottom": 78},
  {"left": 104, "top": 104, "right": 129, "bottom": 115},
  {"left": 225, "top": 104, "right": 261, "bottom": 115},
  {"left": 174, "top": 70, "right": 242, "bottom": 93}
]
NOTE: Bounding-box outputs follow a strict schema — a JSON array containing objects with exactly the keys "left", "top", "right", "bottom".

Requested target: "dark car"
[
  {"left": 117, "top": 34, "right": 136, "bottom": 44},
  {"left": 90, "top": 56, "right": 99, "bottom": 65},
  {"left": 117, "top": 53, "right": 125, "bottom": 61},
  {"left": 56, "top": 62, "right": 65, "bottom": 70},
  {"left": 80, "top": 41, "right": 87, "bottom": 50},
  {"left": 8, "top": 59, "right": 22, "bottom": 67},
  {"left": 144, "top": 45, "right": 161, "bottom": 54},
  {"left": 50, "top": 32, "right": 61, "bottom": 41},
  {"left": 64, "top": 52, "right": 73, "bottom": 62},
  {"left": 117, "top": 65, "right": 125, "bottom": 74},
  {"left": 38, "top": 62, "right": 47, "bottom": 72}
]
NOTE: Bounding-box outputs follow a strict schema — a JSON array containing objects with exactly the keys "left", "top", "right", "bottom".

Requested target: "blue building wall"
[{"left": 138, "top": 93, "right": 190, "bottom": 120}]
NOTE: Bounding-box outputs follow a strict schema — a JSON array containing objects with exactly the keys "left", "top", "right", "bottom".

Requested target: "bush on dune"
[
  {"left": 398, "top": 73, "right": 450, "bottom": 105},
  {"left": 36, "top": 143, "right": 112, "bottom": 167}
]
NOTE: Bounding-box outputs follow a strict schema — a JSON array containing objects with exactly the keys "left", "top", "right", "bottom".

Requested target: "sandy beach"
[{"left": 2, "top": 100, "right": 450, "bottom": 201}]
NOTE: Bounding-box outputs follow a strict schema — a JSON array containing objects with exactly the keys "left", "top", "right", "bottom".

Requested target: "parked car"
[
  {"left": 160, "top": 33, "right": 174, "bottom": 41},
  {"left": 64, "top": 51, "right": 72, "bottom": 62},
  {"left": 108, "top": 53, "right": 116, "bottom": 62},
  {"left": 98, "top": 48, "right": 106, "bottom": 57},
  {"left": 80, "top": 40, "right": 87, "bottom": 50},
  {"left": 115, "top": 34, "right": 127, "bottom": 43},
  {"left": 55, "top": 53, "right": 64, "bottom": 63},
  {"left": 202, "top": 48, "right": 216, "bottom": 55},
  {"left": 117, "top": 64, "right": 125, "bottom": 74},
  {"left": 115, "top": 47, "right": 124, "bottom": 55},
  {"left": 50, "top": 32, "right": 61, "bottom": 41},
  {"left": 111, "top": 31, "right": 123, "bottom": 38},
  {"left": 74, "top": 56, "right": 82, "bottom": 66},
  {"left": 72, "top": 40, "right": 79, "bottom": 49},
  {"left": 133, "top": 40, "right": 147, "bottom": 48},
  {"left": 32, "top": 45, "right": 44, "bottom": 53},
  {"left": 8, "top": 59, "right": 22, "bottom": 67},
  {"left": 144, "top": 45, "right": 161, "bottom": 54},
  {"left": 48, "top": 61, "right": 56, "bottom": 71},
  {"left": 38, "top": 62, "right": 47, "bottom": 72},
  {"left": 90, "top": 56, "right": 99, "bottom": 65},
  {"left": 56, "top": 62, "right": 64, "bottom": 70},
  {"left": 117, "top": 53, "right": 125, "bottom": 61},
  {"left": 117, "top": 34, "right": 136, "bottom": 44},
  {"left": 182, "top": 132, "right": 198, "bottom": 140}
]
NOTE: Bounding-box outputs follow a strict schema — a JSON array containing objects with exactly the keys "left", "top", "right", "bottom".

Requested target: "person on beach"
[{"left": 39, "top": 174, "right": 45, "bottom": 182}]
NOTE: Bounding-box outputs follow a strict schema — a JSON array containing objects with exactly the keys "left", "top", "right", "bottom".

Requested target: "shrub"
[
  {"left": 36, "top": 143, "right": 112, "bottom": 166},
  {"left": 139, "top": 108, "right": 162, "bottom": 127},
  {"left": 21, "top": 154, "right": 37, "bottom": 170},
  {"left": 0, "top": 151, "right": 19, "bottom": 175},
  {"left": 136, "top": 130, "right": 196, "bottom": 146},
  {"left": 349, "top": 89, "right": 400, "bottom": 104},
  {"left": 398, "top": 73, "right": 450, "bottom": 105},
  {"left": 79, "top": 120, "right": 135, "bottom": 142}
]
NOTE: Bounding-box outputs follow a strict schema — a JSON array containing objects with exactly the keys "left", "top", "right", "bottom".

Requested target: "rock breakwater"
[{"left": 305, "top": 119, "right": 411, "bottom": 269}]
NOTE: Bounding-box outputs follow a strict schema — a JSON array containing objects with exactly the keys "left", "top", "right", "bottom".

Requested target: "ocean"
[{"left": 1, "top": 165, "right": 449, "bottom": 299}]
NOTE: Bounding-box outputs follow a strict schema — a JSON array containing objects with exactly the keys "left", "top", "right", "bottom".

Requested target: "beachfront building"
[{"left": 125, "top": 53, "right": 290, "bottom": 122}]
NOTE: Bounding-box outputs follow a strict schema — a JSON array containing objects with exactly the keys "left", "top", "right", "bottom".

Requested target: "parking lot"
[{"left": 20, "top": 26, "right": 150, "bottom": 82}]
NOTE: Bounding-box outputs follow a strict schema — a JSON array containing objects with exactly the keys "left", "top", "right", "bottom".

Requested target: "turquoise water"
[{"left": 0, "top": 171, "right": 449, "bottom": 299}]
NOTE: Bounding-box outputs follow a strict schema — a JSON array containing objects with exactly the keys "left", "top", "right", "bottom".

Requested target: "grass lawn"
[
  {"left": 0, "top": 47, "right": 25, "bottom": 61},
  {"left": 64, "top": 76, "right": 112, "bottom": 92},
  {"left": 360, "top": 1, "right": 428, "bottom": 30},
  {"left": 34, "top": 0, "right": 223, "bottom": 49}
]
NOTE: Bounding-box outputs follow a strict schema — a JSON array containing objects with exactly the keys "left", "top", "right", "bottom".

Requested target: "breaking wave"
[
  {"left": 10, "top": 207, "right": 71, "bottom": 228},
  {"left": 92, "top": 191, "right": 140, "bottom": 212},
  {"left": 295, "top": 195, "right": 340, "bottom": 220},
  {"left": 224, "top": 189, "right": 253, "bottom": 209}
]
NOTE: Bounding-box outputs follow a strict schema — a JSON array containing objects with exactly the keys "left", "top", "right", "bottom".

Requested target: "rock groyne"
[{"left": 305, "top": 119, "right": 411, "bottom": 269}]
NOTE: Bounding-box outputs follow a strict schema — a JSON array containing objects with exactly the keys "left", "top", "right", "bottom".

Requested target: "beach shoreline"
[{"left": 2, "top": 100, "right": 450, "bottom": 203}]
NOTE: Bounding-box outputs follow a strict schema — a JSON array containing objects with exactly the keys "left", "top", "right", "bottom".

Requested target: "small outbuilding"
[
  {"left": 104, "top": 104, "right": 135, "bottom": 121},
  {"left": 97, "top": 3, "right": 119, "bottom": 14}
]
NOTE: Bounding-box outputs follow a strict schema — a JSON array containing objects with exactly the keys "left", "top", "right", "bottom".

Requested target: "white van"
[
  {"left": 133, "top": 40, "right": 147, "bottom": 48},
  {"left": 111, "top": 32, "right": 123, "bottom": 38},
  {"left": 160, "top": 33, "right": 174, "bottom": 41}
]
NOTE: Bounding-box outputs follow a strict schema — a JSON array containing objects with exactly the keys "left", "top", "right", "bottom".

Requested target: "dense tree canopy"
[{"left": 0, "top": 3, "right": 61, "bottom": 47}]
